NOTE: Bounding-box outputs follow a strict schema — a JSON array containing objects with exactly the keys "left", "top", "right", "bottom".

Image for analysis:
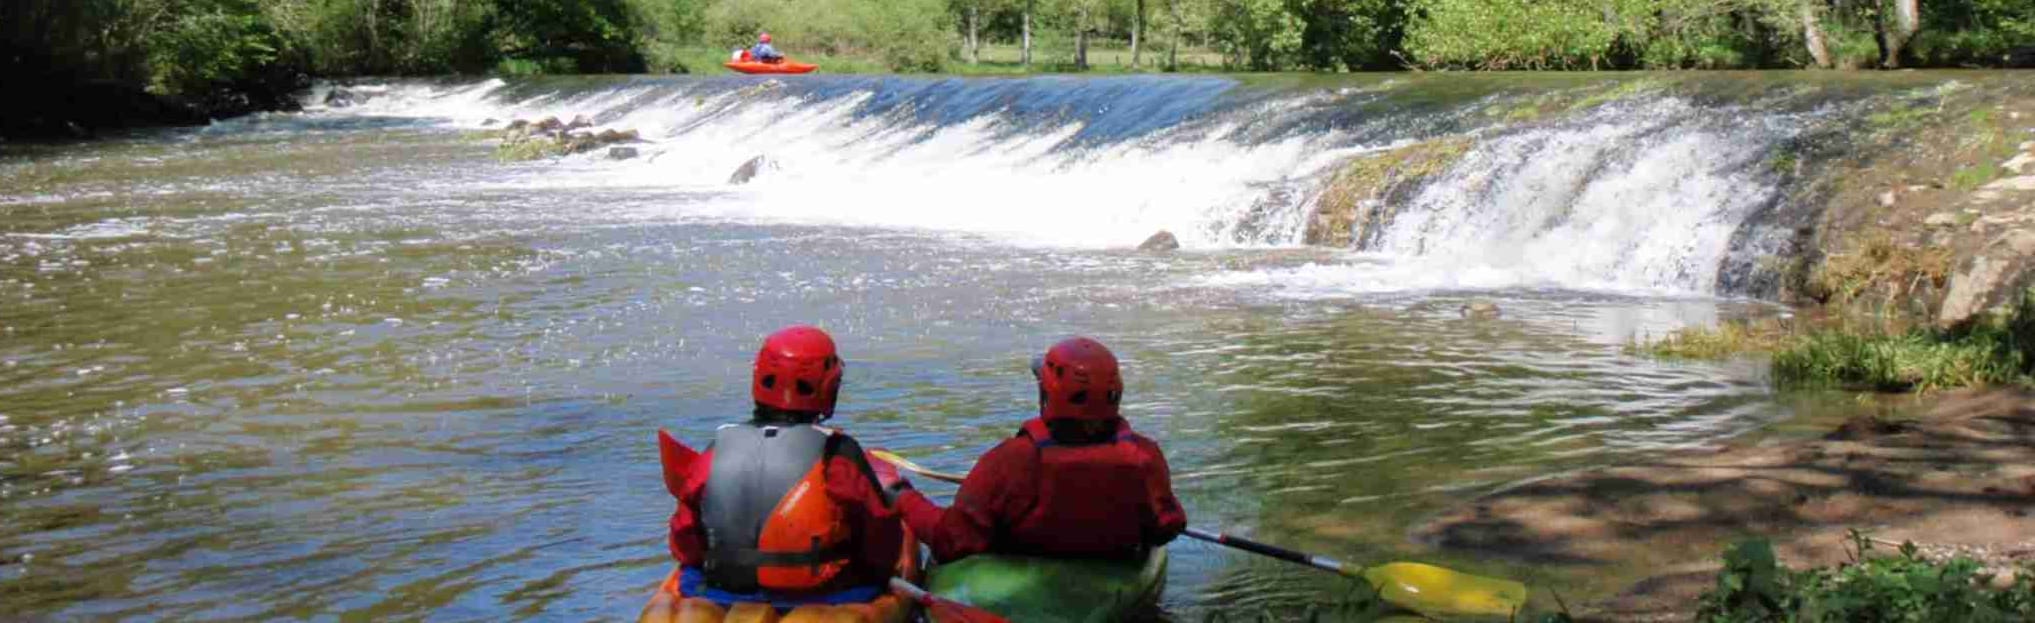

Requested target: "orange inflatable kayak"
[
  {"left": 724, "top": 60, "right": 818, "bottom": 74},
  {"left": 638, "top": 529, "right": 920, "bottom": 623}
]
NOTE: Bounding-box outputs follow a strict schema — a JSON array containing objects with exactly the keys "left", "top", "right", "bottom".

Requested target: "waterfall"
[{"left": 317, "top": 75, "right": 1830, "bottom": 296}]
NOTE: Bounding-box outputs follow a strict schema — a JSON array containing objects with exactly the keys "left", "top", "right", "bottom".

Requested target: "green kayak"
[{"left": 924, "top": 548, "right": 1168, "bottom": 622}]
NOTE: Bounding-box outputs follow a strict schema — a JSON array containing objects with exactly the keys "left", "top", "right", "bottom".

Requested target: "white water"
[{"left": 316, "top": 79, "right": 1802, "bottom": 296}]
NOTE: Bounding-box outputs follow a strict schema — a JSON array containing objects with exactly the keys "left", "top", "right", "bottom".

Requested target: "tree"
[
  {"left": 493, "top": 0, "right": 643, "bottom": 72},
  {"left": 951, "top": 0, "right": 1006, "bottom": 65},
  {"left": 1024, "top": 0, "right": 1035, "bottom": 66},
  {"left": 1130, "top": 0, "right": 1144, "bottom": 67},
  {"left": 1881, "top": 0, "right": 1921, "bottom": 67}
]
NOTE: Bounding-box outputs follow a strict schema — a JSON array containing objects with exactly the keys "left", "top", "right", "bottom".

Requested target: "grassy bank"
[{"left": 1633, "top": 290, "right": 2035, "bottom": 393}]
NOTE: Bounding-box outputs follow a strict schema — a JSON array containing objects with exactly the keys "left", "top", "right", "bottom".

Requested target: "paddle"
[
  {"left": 890, "top": 577, "right": 1012, "bottom": 623},
  {"left": 869, "top": 449, "right": 1531, "bottom": 620}
]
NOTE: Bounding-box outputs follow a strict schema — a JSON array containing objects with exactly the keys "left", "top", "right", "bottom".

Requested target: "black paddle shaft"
[{"left": 1183, "top": 527, "right": 1350, "bottom": 575}]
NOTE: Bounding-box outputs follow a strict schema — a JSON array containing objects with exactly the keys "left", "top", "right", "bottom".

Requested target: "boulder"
[
  {"left": 1459, "top": 301, "right": 1502, "bottom": 319},
  {"left": 596, "top": 129, "right": 641, "bottom": 144},
  {"left": 561, "top": 132, "right": 599, "bottom": 155},
  {"left": 1137, "top": 231, "right": 1181, "bottom": 252},
  {"left": 608, "top": 147, "right": 640, "bottom": 160},
  {"left": 1924, "top": 212, "right": 1961, "bottom": 228},
  {"left": 532, "top": 117, "right": 565, "bottom": 133},
  {"left": 729, "top": 155, "right": 775, "bottom": 185},
  {"left": 1937, "top": 229, "right": 2035, "bottom": 328},
  {"left": 323, "top": 88, "right": 371, "bottom": 108},
  {"left": 505, "top": 119, "right": 531, "bottom": 133},
  {"left": 482, "top": 118, "right": 500, "bottom": 127},
  {"left": 564, "top": 115, "right": 594, "bottom": 132},
  {"left": 1985, "top": 175, "right": 2035, "bottom": 192}
]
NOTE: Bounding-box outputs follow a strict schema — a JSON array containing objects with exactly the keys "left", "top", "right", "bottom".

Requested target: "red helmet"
[
  {"left": 752, "top": 325, "right": 843, "bottom": 415},
  {"left": 759, "top": 32, "right": 772, "bottom": 44},
  {"left": 1033, "top": 337, "right": 1123, "bottom": 422}
]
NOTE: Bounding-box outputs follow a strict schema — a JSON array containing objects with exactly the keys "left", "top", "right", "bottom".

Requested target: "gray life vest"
[{"left": 700, "top": 422, "right": 851, "bottom": 593}]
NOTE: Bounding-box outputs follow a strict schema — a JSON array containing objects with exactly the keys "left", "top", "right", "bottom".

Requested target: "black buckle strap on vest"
[{"left": 711, "top": 541, "right": 855, "bottom": 569}]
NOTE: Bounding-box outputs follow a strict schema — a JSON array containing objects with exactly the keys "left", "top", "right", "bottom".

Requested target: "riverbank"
[{"left": 1411, "top": 389, "right": 2035, "bottom": 620}]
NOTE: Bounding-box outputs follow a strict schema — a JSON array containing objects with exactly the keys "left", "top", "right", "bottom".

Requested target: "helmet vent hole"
[
  {"left": 1068, "top": 390, "right": 1087, "bottom": 405},
  {"left": 1053, "top": 364, "right": 1066, "bottom": 378},
  {"left": 796, "top": 380, "right": 816, "bottom": 396},
  {"left": 761, "top": 375, "right": 776, "bottom": 389},
  {"left": 824, "top": 357, "right": 836, "bottom": 371},
  {"left": 1107, "top": 390, "right": 1121, "bottom": 405}
]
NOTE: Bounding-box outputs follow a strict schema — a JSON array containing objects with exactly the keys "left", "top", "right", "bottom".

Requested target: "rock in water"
[
  {"left": 1459, "top": 301, "right": 1502, "bottom": 319},
  {"left": 324, "top": 88, "right": 369, "bottom": 108},
  {"left": 1138, "top": 231, "right": 1180, "bottom": 252},
  {"left": 533, "top": 117, "right": 565, "bottom": 134},
  {"left": 729, "top": 155, "right": 774, "bottom": 185},
  {"left": 608, "top": 147, "right": 639, "bottom": 160},
  {"left": 565, "top": 115, "right": 594, "bottom": 132},
  {"left": 1938, "top": 229, "right": 2035, "bottom": 328}
]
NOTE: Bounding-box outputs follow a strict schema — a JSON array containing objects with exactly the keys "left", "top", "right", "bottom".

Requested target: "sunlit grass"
[{"left": 1633, "top": 291, "right": 2035, "bottom": 393}]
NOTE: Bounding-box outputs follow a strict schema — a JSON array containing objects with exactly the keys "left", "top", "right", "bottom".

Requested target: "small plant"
[
  {"left": 1696, "top": 532, "right": 2035, "bottom": 622},
  {"left": 1807, "top": 234, "right": 1953, "bottom": 307}
]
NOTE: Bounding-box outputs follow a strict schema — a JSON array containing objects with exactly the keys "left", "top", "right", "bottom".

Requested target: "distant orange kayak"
[{"left": 725, "top": 60, "right": 818, "bottom": 75}]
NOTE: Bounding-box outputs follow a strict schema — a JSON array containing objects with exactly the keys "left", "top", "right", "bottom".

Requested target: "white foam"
[{"left": 315, "top": 81, "right": 1797, "bottom": 296}]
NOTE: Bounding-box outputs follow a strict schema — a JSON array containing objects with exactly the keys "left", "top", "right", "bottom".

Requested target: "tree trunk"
[
  {"left": 1022, "top": 0, "right": 1033, "bottom": 68},
  {"left": 1076, "top": 6, "right": 1089, "bottom": 70},
  {"left": 1881, "top": 0, "right": 1921, "bottom": 68},
  {"left": 1801, "top": 2, "right": 1833, "bottom": 69},
  {"left": 1167, "top": 0, "right": 1183, "bottom": 70},
  {"left": 967, "top": 4, "right": 980, "bottom": 65},
  {"left": 1131, "top": 0, "right": 1144, "bottom": 68}
]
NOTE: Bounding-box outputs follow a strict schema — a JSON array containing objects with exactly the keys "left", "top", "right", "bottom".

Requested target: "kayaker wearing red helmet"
[
  {"left": 895, "top": 337, "right": 1188, "bottom": 562},
  {"left": 663, "top": 326, "right": 906, "bottom": 605},
  {"left": 751, "top": 32, "right": 785, "bottom": 64}
]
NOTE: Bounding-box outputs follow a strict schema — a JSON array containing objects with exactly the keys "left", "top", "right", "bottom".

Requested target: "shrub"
[{"left": 1697, "top": 534, "right": 2035, "bottom": 622}]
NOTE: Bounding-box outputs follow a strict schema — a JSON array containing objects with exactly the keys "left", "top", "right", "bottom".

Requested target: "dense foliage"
[
  {"left": 3, "top": 0, "right": 2032, "bottom": 127},
  {"left": 1697, "top": 535, "right": 2035, "bottom": 622}
]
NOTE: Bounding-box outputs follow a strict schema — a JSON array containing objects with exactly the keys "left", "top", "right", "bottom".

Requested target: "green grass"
[
  {"left": 1631, "top": 290, "right": 2035, "bottom": 393},
  {"left": 1770, "top": 292, "right": 2035, "bottom": 392},
  {"left": 1630, "top": 321, "right": 1790, "bottom": 360}
]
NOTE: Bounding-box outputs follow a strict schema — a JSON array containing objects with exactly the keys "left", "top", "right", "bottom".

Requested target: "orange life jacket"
[{"left": 700, "top": 423, "right": 851, "bottom": 593}]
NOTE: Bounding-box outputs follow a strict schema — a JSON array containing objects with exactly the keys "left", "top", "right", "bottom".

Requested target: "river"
[{"left": 0, "top": 72, "right": 1999, "bottom": 619}]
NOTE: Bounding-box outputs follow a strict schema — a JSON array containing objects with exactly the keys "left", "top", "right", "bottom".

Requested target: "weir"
[{"left": 325, "top": 74, "right": 1874, "bottom": 297}]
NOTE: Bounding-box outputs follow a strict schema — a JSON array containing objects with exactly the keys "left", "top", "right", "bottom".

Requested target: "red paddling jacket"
[{"left": 898, "top": 417, "right": 1187, "bottom": 562}]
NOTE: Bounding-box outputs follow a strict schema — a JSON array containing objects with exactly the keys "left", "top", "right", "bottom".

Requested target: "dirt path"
[{"left": 1410, "top": 390, "right": 2035, "bottom": 621}]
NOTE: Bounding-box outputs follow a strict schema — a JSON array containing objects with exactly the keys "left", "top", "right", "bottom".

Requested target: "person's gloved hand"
[{"left": 868, "top": 455, "right": 914, "bottom": 503}]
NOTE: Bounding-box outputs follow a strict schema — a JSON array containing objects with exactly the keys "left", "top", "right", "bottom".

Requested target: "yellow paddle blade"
[{"left": 1362, "top": 562, "right": 1528, "bottom": 619}]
